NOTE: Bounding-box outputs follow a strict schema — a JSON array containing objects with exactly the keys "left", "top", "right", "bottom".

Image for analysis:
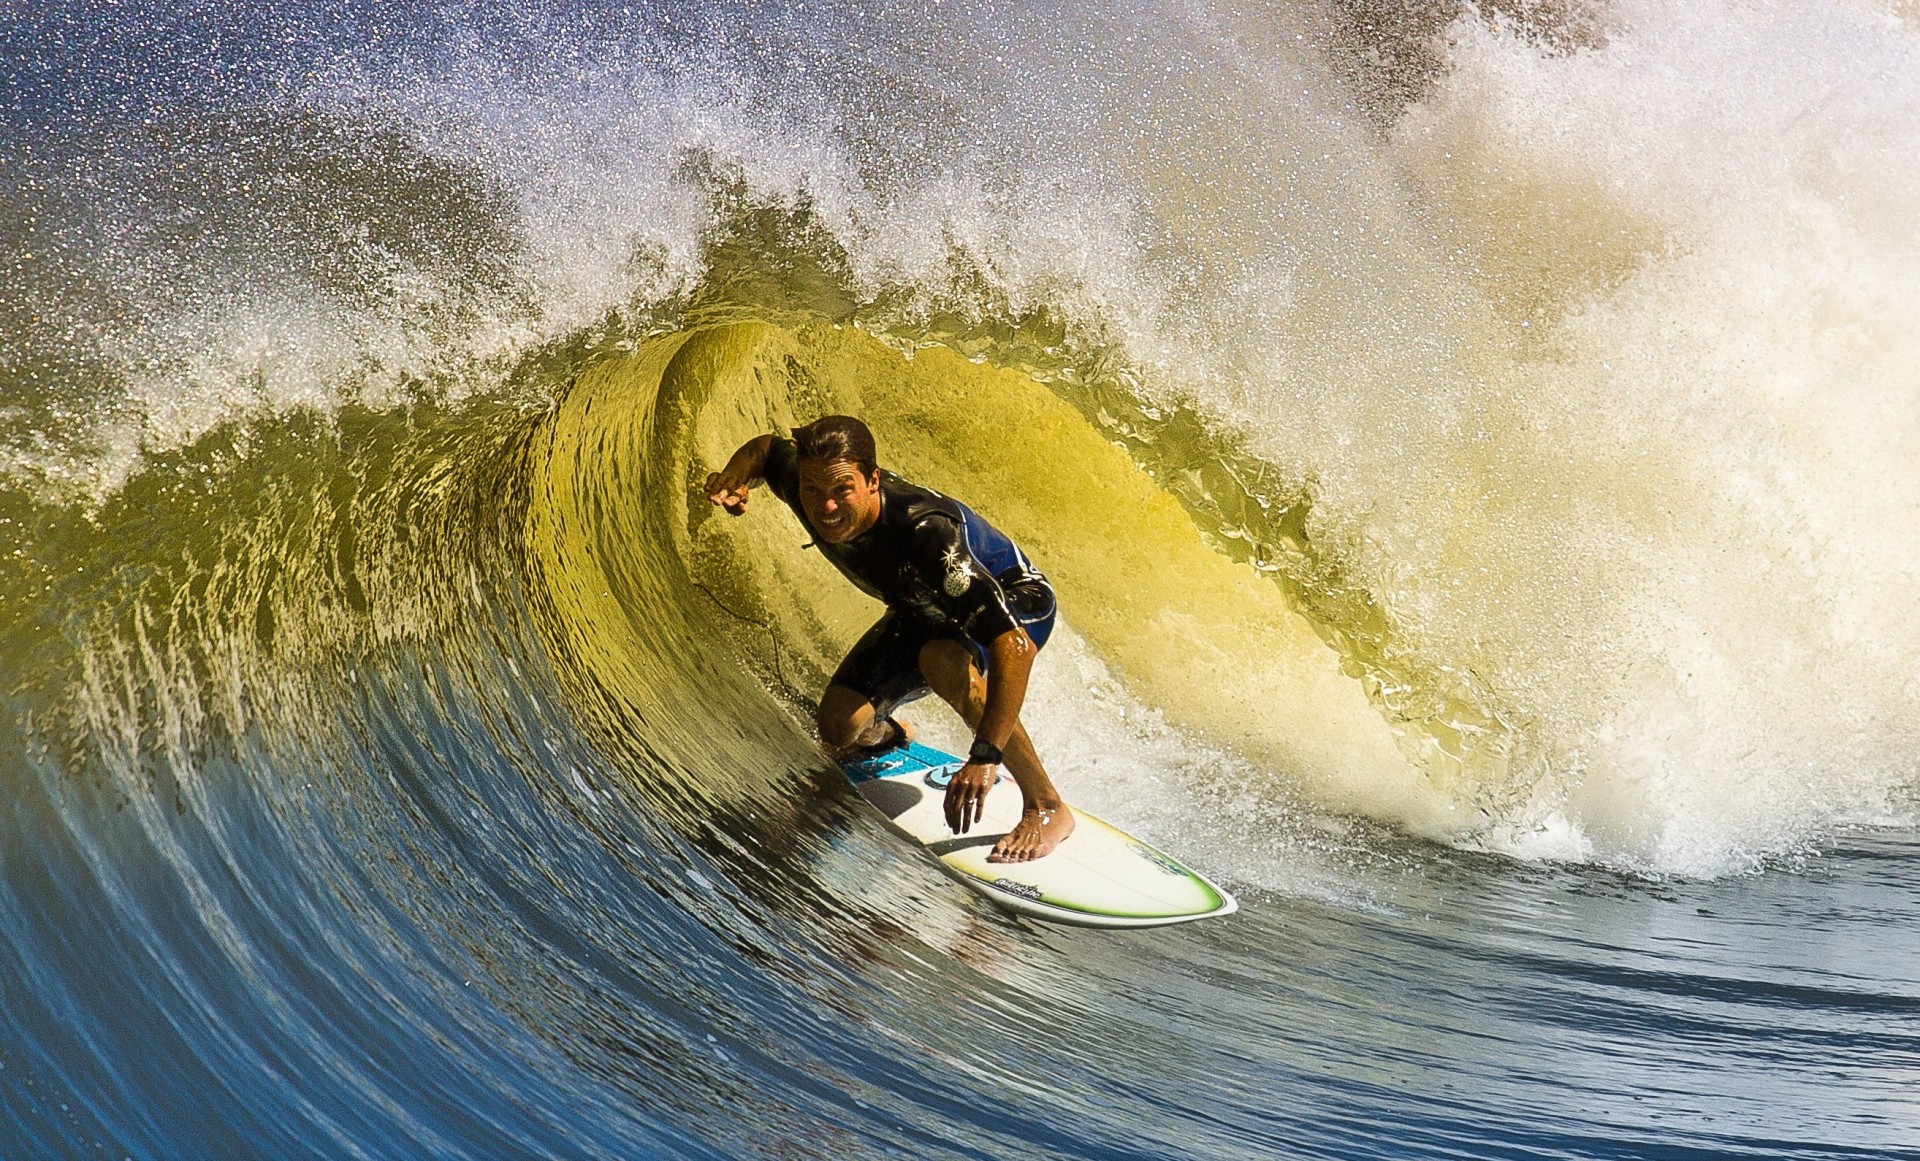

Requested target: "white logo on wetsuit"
[{"left": 941, "top": 544, "right": 972, "bottom": 598}]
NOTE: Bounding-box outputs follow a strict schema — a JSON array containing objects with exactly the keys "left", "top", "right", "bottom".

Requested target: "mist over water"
[
  {"left": 5, "top": 3, "right": 1920, "bottom": 1157},
  {"left": 1369, "top": 0, "right": 1920, "bottom": 871}
]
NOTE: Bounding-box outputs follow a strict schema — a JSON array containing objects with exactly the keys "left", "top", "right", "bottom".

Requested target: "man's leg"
[
  {"left": 816, "top": 684, "right": 897, "bottom": 753},
  {"left": 917, "top": 638, "right": 1075, "bottom": 862},
  {"left": 818, "top": 613, "right": 923, "bottom": 757}
]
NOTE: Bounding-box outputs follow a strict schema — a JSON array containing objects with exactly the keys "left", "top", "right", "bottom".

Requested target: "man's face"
[{"left": 796, "top": 457, "right": 882, "bottom": 544}]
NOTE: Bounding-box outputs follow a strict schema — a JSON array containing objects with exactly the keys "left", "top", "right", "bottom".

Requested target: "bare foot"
[{"left": 987, "top": 805, "right": 1076, "bottom": 863}]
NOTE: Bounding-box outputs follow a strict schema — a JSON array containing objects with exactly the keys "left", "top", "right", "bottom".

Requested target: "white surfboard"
[{"left": 841, "top": 740, "right": 1237, "bottom": 928}]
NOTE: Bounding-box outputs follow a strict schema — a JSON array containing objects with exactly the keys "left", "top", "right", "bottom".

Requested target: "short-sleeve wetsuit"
[{"left": 762, "top": 437, "right": 1057, "bottom": 720}]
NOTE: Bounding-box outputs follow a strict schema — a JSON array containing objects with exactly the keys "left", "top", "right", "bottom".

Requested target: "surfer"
[{"left": 704, "top": 416, "right": 1075, "bottom": 863}]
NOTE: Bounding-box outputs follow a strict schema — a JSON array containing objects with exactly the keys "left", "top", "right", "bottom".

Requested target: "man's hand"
[
  {"left": 943, "top": 761, "right": 998, "bottom": 834},
  {"left": 704, "top": 434, "right": 776, "bottom": 516},
  {"left": 704, "top": 468, "right": 752, "bottom": 515}
]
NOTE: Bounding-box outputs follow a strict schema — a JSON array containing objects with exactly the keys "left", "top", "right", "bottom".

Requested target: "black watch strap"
[{"left": 967, "top": 738, "right": 1004, "bottom": 766}]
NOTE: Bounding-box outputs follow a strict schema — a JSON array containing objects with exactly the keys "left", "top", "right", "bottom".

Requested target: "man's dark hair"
[{"left": 793, "top": 415, "right": 878, "bottom": 476}]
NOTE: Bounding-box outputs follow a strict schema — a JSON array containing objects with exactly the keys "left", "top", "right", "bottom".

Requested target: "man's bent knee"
[
  {"left": 817, "top": 711, "right": 867, "bottom": 750},
  {"left": 817, "top": 686, "right": 876, "bottom": 749}
]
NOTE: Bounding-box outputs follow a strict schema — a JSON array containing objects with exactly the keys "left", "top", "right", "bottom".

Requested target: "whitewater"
[{"left": 3, "top": 1, "right": 1917, "bottom": 1156}]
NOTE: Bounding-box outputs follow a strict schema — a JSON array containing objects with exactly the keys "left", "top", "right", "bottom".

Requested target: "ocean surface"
[{"left": 4, "top": 1, "right": 1919, "bottom": 1156}]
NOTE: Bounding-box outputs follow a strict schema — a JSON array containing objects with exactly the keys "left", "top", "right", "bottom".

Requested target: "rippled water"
[{"left": 6, "top": 1, "right": 1920, "bottom": 1156}]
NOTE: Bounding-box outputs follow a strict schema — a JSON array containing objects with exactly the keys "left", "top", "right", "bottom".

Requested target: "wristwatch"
[{"left": 967, "top": 738, "right": 1004, "bottom": 766}]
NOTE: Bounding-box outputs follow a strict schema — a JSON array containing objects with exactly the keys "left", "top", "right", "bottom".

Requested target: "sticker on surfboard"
[{"left": 920, "top": 763, "right": 1009, "bottom": 791}]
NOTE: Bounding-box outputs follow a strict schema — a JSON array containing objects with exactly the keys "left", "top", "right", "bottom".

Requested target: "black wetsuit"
[{"left": 763, "top": 437, "right": 1056, "bottom": 719}]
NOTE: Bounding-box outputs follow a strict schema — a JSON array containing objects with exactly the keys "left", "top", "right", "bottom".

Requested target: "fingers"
[
  {"left": 945, "top": 773, "right": 968, "bottom": 833},
  {"left": 943, "top": 765, "right": 994, "bottom": 834},
  {"left": 704, "top": 475, "right": 749, "bottom": 514}
]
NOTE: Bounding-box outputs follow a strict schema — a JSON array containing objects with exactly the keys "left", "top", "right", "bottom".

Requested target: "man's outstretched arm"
[{"left": 705, "top": 434, "right": 776, "bottom": 515}]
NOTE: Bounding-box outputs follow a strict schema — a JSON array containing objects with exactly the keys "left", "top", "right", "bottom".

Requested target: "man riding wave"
[{"left": 704, "top": 416, "right": 1075, "bottom": 863}]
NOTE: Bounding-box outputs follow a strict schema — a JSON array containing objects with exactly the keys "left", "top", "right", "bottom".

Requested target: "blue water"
[{"left": 10, "top": 650, "right": 1916, "bottom": 1158}]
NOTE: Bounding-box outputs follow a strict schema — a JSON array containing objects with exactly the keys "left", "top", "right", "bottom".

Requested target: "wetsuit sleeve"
[
  {"left": 910, "top": 514, "right": 1020, "bottom": 645},
  {"left": 762, "top": 437, "right": 801, "bottom": 508}
]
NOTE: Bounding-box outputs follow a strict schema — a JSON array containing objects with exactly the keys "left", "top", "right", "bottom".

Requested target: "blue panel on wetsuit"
[{"left": 953, "top": 499, "right": 1029, "bottom": 580}]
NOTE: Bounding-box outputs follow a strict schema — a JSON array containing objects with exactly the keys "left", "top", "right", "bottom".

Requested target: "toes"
[{"left": 988, "top": 837, "right": 1030, "bottom": 863}]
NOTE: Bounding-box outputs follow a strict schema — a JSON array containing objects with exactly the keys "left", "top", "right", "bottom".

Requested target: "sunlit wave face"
[{"left": 797, "top": 457, "right": 882, "bottom": 544}]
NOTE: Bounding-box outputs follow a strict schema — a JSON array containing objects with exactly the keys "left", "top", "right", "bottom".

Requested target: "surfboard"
[{"left": 840, "top": 739, "right": 1238, "bottom": 928}]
